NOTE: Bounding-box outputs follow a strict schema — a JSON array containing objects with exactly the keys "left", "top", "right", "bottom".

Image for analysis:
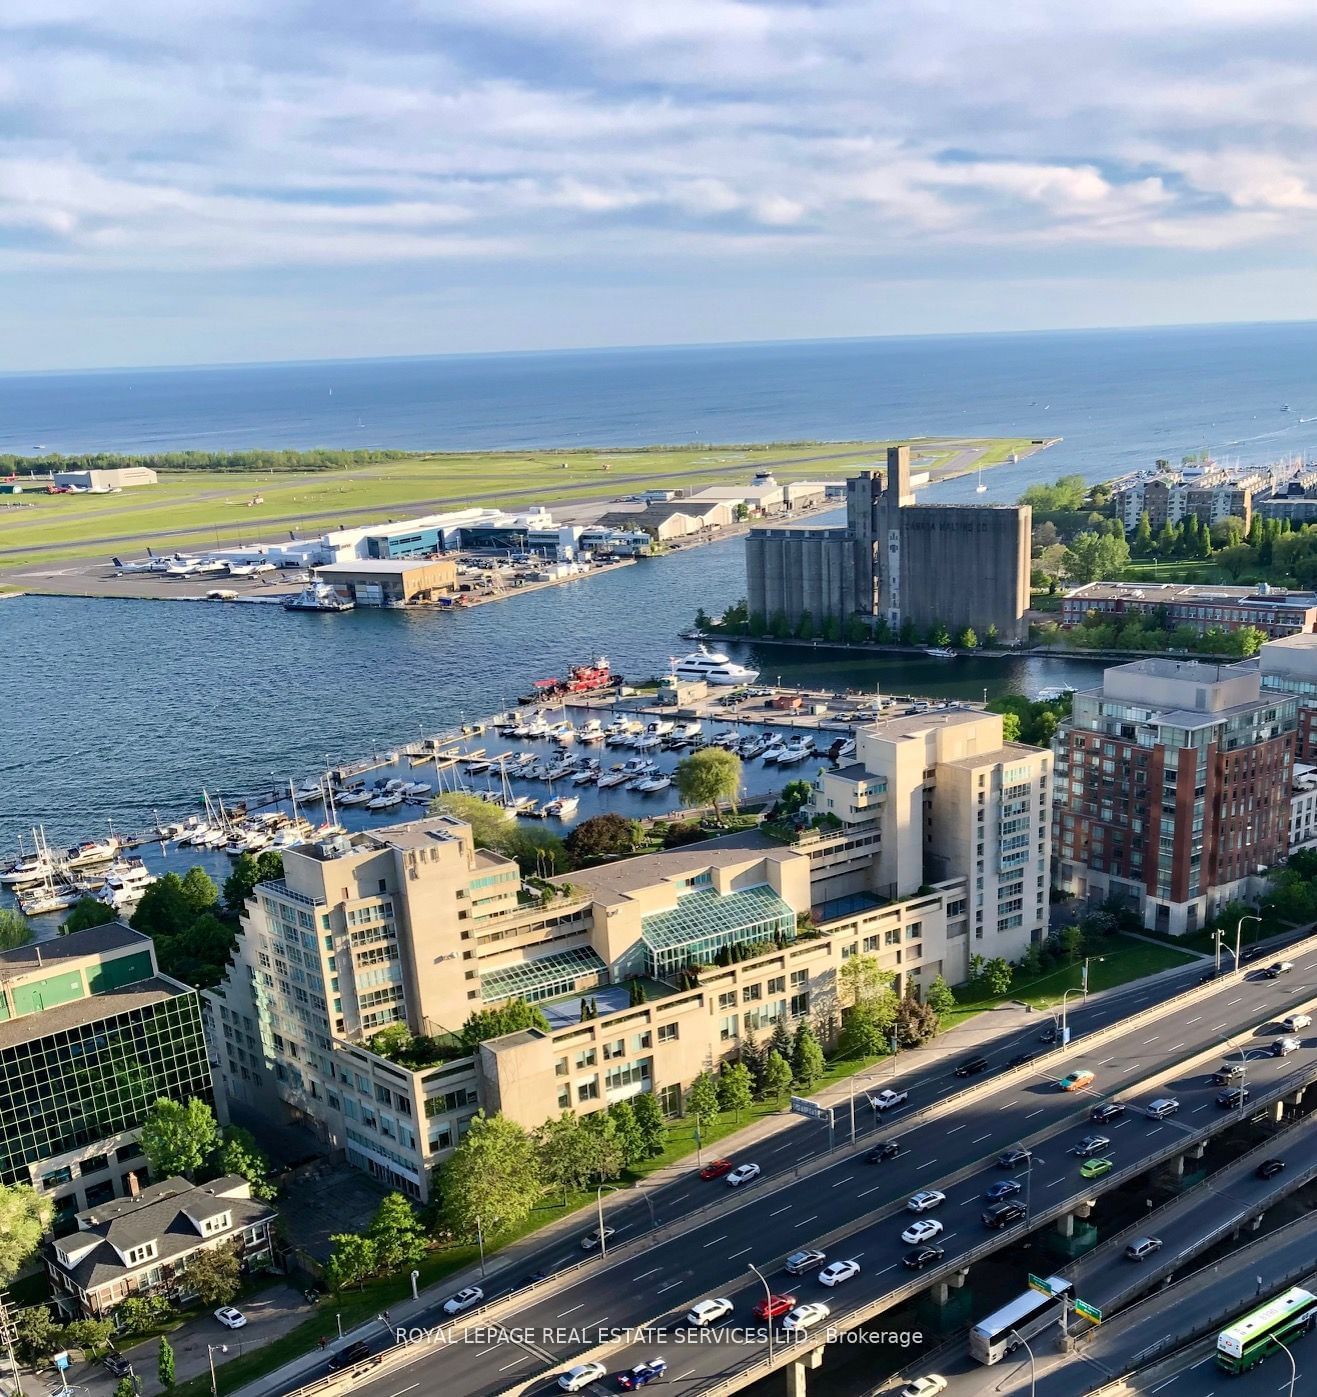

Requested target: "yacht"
[
  {"left": 551, "top": 724, "right": 577, "bottom": 746},
  {"left": 776, "top": 736, "right": 815, "bottom": 765},
  {"left": 283, "top": 582, "right": 354, "bottom": 613},
  {"left": 571, "top": 763, "right": 600, "bottom": 785},
  {"left": 337, "top": 788, "right": 373, "bottom": 806},
  {"left": 293, "top": 781, "right": 325, "bottom": 804},
  {"left": 96, "top": 861, "right": 156, "bottom": 910},
  {"left": 924, "top": 647, "right": 956, "bottom": 659},
  {"left": 18, "top": 882, "right": 83, "bottom": 916},
  {"left": 64, "top": 837, "right": 121, "bottom": 870},
  {"left": 367, "top": 791, "right": 404, "bottom": 811},
  {"left": 596, "top": 767, "right": 630, "bottom": 788},
  {"left": 669, "top": 646, "right": 759, "bottom": 686},
  {"left": 635, "top": 774, "right": 673, "bottom": 793},
  {"left": 578, "top": 720, "right": 606, "bottom": 744},
  {"left": 401, "top": 780, "right": 432, "bottom": 797},
  {"left": 760, "top": 738, "right": 787, "bottom": 763},
  {"left": 542, "top": 795, "right": 579, "bottom": 819},
  {"left": 674, "top": 720, "right": 703, "bottom": 742},
  {"left": 0, "top": 853, "right": 57, "bottom": 886},
  {"left": 633, "top": 732, "right": 662, "bottom": 750}
]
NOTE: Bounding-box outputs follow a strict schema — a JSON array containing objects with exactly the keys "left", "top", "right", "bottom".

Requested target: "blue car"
[
  {"left": 984, "top": 1179, "right": 1022, "bottom": 1202},
  {"left": 617, "top": 1360, "right": 667, "bottom": 1391}
]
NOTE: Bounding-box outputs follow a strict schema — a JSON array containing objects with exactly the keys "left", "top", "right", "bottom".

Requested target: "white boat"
[
  {"left": 924, "top": 647, "right": 956, "bottom": 659},
  {"left": 711, "top": 729, "right": 741, "bottom": 748},
  {"left": 542, "top": 796, "right": 579, "bottom": 818},
  {"left": 284, "top": 582, "right": 354, "bottom": 612},
  {"left": 669, "top": 646, "right": 759, "bottom": 686},
  {"left": 337, "top": 788, "right": 373, "bottom": 806},
  {"left": 571, "top": 763, "right": 600, "bottom": 785},
  {"left": 644, "top": 719, "right": 674, "bottom": 737},
  {"left": 96, "top": 861, "right": 156, "bottom": 909},
  {"left": 634, "top": 733, "right": 662, "bottom": 750},
  {"left": 596, "top": 768, "right": 630, "bottom": 788},
  {"left": 836, "top": 738, "right": 857, "bottom": 760},
  {"left": 552, "top": 724, "right": 576, "bottom": 746},
  {"left": 19, "top": 883, "right": 83, "bottom": 915},
  {"left": 0, "top": 854, "right": 56, "bottom": 886},
  {"left": 760, "top": 740, "right": 787, "bottom": 763},
  {"left": 271, "top": 828, "right": 307, "bottom": 849},
  {"left": 578, "top": 720, "right": 606, "bottom": 744},
  {"left": 635, "top": 774, "right": 672, "bottom": 793},
  {"left": 293, "top": 782, "right": 325, "bottom": 804},
  {"left": 402, "top": 781, "right": 432, "bottom": 797},
  {"left": 776, "top": 737, "right": 815, "bottom": 765},
  {"left": 674, "top": 720, "right": 703, "bottom": 741},
  {"left": 367, "top": 791, "right": 404, "bottom": 811},
  {"left": 64, "top": 837, "right": 121, "bottom": 870}
]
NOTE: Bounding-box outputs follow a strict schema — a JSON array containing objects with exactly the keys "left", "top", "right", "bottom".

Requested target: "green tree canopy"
[
  {"left": 632, "top": 1092, "right": 669, "bottom": 1158},
  {"left": 178, "top": 1243, "right": 240, "bottom": 1306},
  {"left": 1020, "top": 475, "right": 1088, "bottom": 512},
  {"left": 536, "top": 1112, "right": 598, "bottom": 1202},
  {"left": 684, "top": 1070, "right": 721, "bottom": 1129},
  {"left": 790, "top": 1022, "right": 826, "bottom": 1088},
  {"left": 673, "top": 748, "right": 743, "bottom": 815},
  {"left": 158, "top": 1336, "right": 176, "bottom": 1389},
  {"left": 427, "top": 792, "right": 518, "bottom": 849},
  {"left": 368, "top": 1192, "right": 428, "bottom": 1271},
  {"left": 763, "top": 1049, "right": 793, "bottom": 1103},
  {"left": 718, "top": 1062, "right": 754, "bottom": 1122},
  {"left": 325, "top": 1233, "right": 378, "bottom": 1292},
  {"left": 61, "top": 897, "right": 119, "bottom": 935},
  {"left": 923, "top": 974, "right": 957, "bottom": 1017},
  {"left": 214, "top": 1125, "right": 275, "bottom": 1199},
  {"left": 565, "top": 814, "right": 641, "bottom": 864},
  {"left": 1062, "top": 531, "right": 1130, "bottom": 583},
  {"left": 223, "top": 851, "right": 284, "bottom": 914},
  {"left": 438, "top": 1112, "right": 541, "bottom": 1240},
  {"left": 0, "top": 908, "right": 33, "bottom": 951},
  {"left": 460, "top": 998, "right": 551, "bottom": 1050},
  {"left": 140, "top": 1098, "right": 221, "bottom": 1180},
  {"left": 607, "top": 1099, "right": 645, "bottom": 1168},
  {"left": 0, "top": 1184, "right": 53, "bottom": 1283}
]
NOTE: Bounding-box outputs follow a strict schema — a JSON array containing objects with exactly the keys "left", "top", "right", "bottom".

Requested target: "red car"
[
  {"left": 699, "top": 1158, "right": 734, "bottom": 1180},
  {"left": 753, "top": 1294, "right": 797, "bottom": 1321}
]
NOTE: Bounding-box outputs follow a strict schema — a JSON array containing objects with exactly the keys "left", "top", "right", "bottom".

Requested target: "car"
[
  {"left": 727, "top": 1162, "right": 761, "bottom": 1187},
  {"left": 870, "top": 1088, "right": 909, "bottom": 1112},
  {"left": 1281, "top": 1013, "right": 1313, "bottom": 1032},
  {"left": 1125, "top": 1236, "right": 1163, "bottom": 1262},
  {"left": 1058, "top": 1069, "right": 1096, "bottom": 1092},
  {"left": 1080, "top": 1157, "right": 1114, "bottom": 1179},
  {"left": 954, "top": 1055, "right": 990, "bottom": 1078},
  {"left": 1213, "top": 1062, "right": 1245, "bottom": 1083},
  {"left": 782, "top": 1303, "right": 830, "bottom": 1333},
  {"left": 1038, "top": 1024, "right": 1060, "bottom": 1044},
  {"left": 902, "top": 1218, "right": 945, "bottom": 1245},
  {"left": 442, "top": 1286, "right": 484, "bottom": 1316},
  {"left": 1217, "top": 1086, "right": 1251, "bottom": 1108},
  {"left": 1269, "top": 1037, "right": 1301, "bottom": 1057},
  {"left": 1090, "top": 1102, "right": 1126, "bottom": 1123},
  {"left": 327, "top": 1342, "right": 373, "bottom": 1372},
  {"left": 906, "top": 1189, "right": 947, "bottom": 1212},
  {"left": 1145, "top": 1098, "right": 1180, "bottom": 1119},
  {"left": 214, "top": 1307, "right": 247, "bottom": 1330},
  {"left": 699, "top": 1158, "right": 735, "bottom": 1180},
  {"left": 785, "top": 1249, "right": 827, "bottom": 1275},
  {"left": 752, "top": 1293, "right": 797, "bottom": 1320},
  {"left": 101, "top": 1352, "right": 134, "bottom": 1379},
  {"left": 1007, "top": 1051, "right": 1037, "bottom": 1068},
  {"left": 1199, "top": 969, "right": 1220, "bottom": 985},
  {"left": 617, "top": 1359, "right": 667, "bottom": 1390},
  {"left": 982, "top": 1201, "right": 1027, "bottom": 1229},
  {"left": 581, "top": 1226, "right": 616, "bottom": 1250},
  {"left": 558, "top": 1362, "right": 608, "bottom": 1392},
  {"left": 996, "top": 1146, "right": 1033, "bottom": 1169},
  {"left": 1070, "top": 1134, "right": 1111, "bottom": 1158},
  {"left": 819, "top": 1260, "right": 860, "bottom": 1287},
  {"left": 984, "top": 1179, "right": 1022, "bottom": 1202},
  {"left": 900, "top": 1377, "right": 948, "bottom": 1397},
  {"left": 1260, "top": 961, "right": 1294, "bottom": 978},
  {"left": 902, "top": 1244, "right": 946, "bottom": 1270},
  {"left": 519, "top": 1270, "right": 548, "bottom": 1288},
  {"left": 687, "top": 1299, "right": 734, "bottom": 1327},
  {"left": 1257, "top": 1158, "right": 1286, "bottom": 1179},
  {"left": 865, "top": 1141, "right": 900, "bottom": 1163}
]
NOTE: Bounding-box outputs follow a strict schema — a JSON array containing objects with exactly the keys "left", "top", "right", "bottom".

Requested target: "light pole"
[
  {"left": 207, "top": 1344, "right": 229, "bottom": 1397},
  {"left": 1234, "top": 914, "right": 1261, "bottom": 976},
  {"left": 596, "top": 1184, "right": 620, "bottom": 1256},
  {"left": 849, "top": 1070, "right": 880, "bottom": 1144},
  {"left": 1080, "top": 956, "right": 1104, "bottom": 995},
  {"left": 475, "top": 1216, "right": 486, "bottom": 1277},
  {"left": 748, "top": 1263, "right": 775, "bottom": 1365},
  {"left": 1060, "top": 988, "right": 1083, "bottom": 1044},
  {"left": 1008, "top": 1329, "right": 1036, "bottom": 1397},
  {"left": 1018, "top": 1149, "right": 1035, "bottom": 1222},
  {"left": 1274, "top": 1336, "right": 1297, "bottom": 1397}
]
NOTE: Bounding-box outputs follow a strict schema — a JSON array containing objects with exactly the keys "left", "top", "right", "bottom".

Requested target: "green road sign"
[
  {"left": 1027, "top": 1274, "right": 1055, "bottom": 1297},
  {"left": 1074, "top": 1298, "right": 1102, "bottom": 1324}
]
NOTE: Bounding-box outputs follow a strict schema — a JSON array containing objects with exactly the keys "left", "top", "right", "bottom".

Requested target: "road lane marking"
[
  {"left": 875, "top": 1263, "right": 898, "bottom": 1274},
  {"left": 703, "top": 1235, "right": 728, "bottom": 1248},
  {"left": 729, "top": 1248, "right": 752, "bottom": 1260},
  {"left": 1025, "top": 1108, "right": 1045, "bottom": 1118},
  {"left": 770, "top": 1206, "right": 791, "bottom": 1217},
  {"left": 1186, "top": 1016, "right": 1201, "bottom": 1025},
  {"left": 946, "top": 1125, "right": 965, "bottom": 1134},
  {"left": 1170, "top": 1042, "right": 1185, "bottom": 1051},
  {"left": 831, "top": 1176, "right": 855, "bottom": 1188},
  {"left": 858, "top": 1186, "right": 884, "bottom": 1198},
  {"left": 1227, "top": 997, "right": 1243, "bottom": 1005},
  {"left": 634, "top": 1268, "right": 661, "bottom": 1281},
  {"left": 997, "top": 1099, "right": 1018, "bottom": 1111},
  {"left": 1046, "top": 1178, "right": 1064, "bottom": 1187},
  {"left": 1193, "top": 1103, "right": 1210, "bottom": 1112},
  {"left": 474, "top": 1347, "right": 500, "bottom": 1357},
  {"left": 1114, "top": 1119, "right": 1132, "bottom": 1128},
  {"left": 657, "top": 1280, "right": 683, "bottom": 1294},
  {"left": 557, "top": 1304, "right": 584, "bottom": 1317},
  {"left": 973, "top": 1133, "right": 993, "bottom": 1142},
  {"left": 1214, "top": 1023, "right": 1229, "bottom": 1031},
  {"left": 390, "top": 1386, "right": 418, "bottom": 1396},
  {"left": 498, "top": 1359, "right": 526, "bottom": 1372},
  {"left": 797, "top": 1215, "right": 819, "bottom": 1226},
  {"left": 677, "top": 1372, "right": 697, "bottom": 1381},
  {"left": 1144, "top": 1036, "right": 1160, "bottom": 1044},
  {"left": 1099, "top": 1057, "right": 1115, "bottom": 1066}
]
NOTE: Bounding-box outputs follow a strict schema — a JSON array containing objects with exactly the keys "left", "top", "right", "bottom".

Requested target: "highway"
[{"left": 324, "top": 946, "right": 1317, "bottom": 1397}]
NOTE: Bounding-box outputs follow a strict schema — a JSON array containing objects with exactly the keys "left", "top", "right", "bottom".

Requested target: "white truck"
[{"left": 868, "top": 1088, "right": 909, "bottom": 1112}]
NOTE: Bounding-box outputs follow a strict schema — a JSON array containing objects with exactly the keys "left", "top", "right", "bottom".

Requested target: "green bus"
[{"left": 1216, "top": 1286, "right": 1317, "bottom": 1374}]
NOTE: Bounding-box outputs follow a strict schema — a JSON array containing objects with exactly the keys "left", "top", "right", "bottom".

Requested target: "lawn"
[{"left": 0, "top": 437, "right": 1038, "bottom": 569}]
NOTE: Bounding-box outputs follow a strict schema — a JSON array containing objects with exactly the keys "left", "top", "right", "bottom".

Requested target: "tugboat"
[{"left": 518, "top": 656, "right": 618, "bottom": 703}]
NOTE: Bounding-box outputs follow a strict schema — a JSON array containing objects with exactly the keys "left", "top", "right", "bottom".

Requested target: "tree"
[
  {"left": 739, "top": 1030, "right": 766, "bottom": 1097},
  {"left": 763, "top": 1049, "right": 793, "bottom": 1104},
  {"left": 180, "top": 866, "right": 220, "bottom": 917},
  {"left": 0, "top": 1184, "right": 52, "bottom": 1284},
  {"left": 439, "top": 1112, "right": 541, "bottom": 1239},
  {"left": 0, "top": 908, "right": 32, "bottom": 950},
  {"left": 565, "top": 814, "right": 640, "bottom": 864},
  {"left": 984, "top": 957, "right": 1014, "bottom": 997},
  {"left": 581, "top": 1111, "right": 625, "bottom": 1182},
  {"left": 928, "top": 621, "right": 952, "bottom": 647},
  {"left": 12, "top": 1304, "right": 60, "bottom": 1364},
  {"left": 985, "top": 623, "right": 999, "bottom": 647},
  {"left": 718, "top": 1062, "right": 754, "bottom": 1123},
  {"left": 607, "top": 1100, "right": 645, "bottom": 1169},
  {"left": 536, "top": 1112, "right": 597, "bottom": 1202},
  {"left": 428, "top": 791, "right": 517, "bottom": 850},
  {"left": 223, "top": 850, "right": 283, "bottom": 914},
  {"left": 684, "top": 1070, "right": 721, "bottom": 1130},
  {"left": 324, "top": 1233, "right": 378, "bottom": 1293},
  {"left": 501, "top": 826, "right": 567, "bottom": 877},
  {"left": 62, "top": 1319, "right": 114, "bottom": 1357},
  {"left": 140, "top": 1098, "right": 221, "bottom": 1181},
  {"left": 791, "top": 1022, "right": 826, "bottom": 1089},
  {"left": 673, "top": 748, "right": 742, "bottom": 816},
  {"left": 115, "top": 1378, "right": 137, "bottom": 1397},
  {"left": 1062, "top": 531, "right": 1130, "bottom": 583},
  {"left": 794, "top": 610, "right": 815, "bottom": 641},
  {"left": 116, "top": 1296, "right": 171, "bottom": 1334},
  {"left": 1021, "top": 475, "right": 1088, "bottom": 512},
  {"left": 158, "top": 1337, "right": 176, "bottom": 1389},
  {"left": 1211, "top": 517, "right": 1246, "bottom": 550},
  {"left": 1131, "top": 511, "right": 1154, "bottom": 554},
  {"left": 1000, "top": 711, "right": 1022, "bottom": 742},
  {"left": 213, "top": 1126, "right": 275, "bottom": 1199},
  {"left": 61, "top": 897, "right": 119, "bottom": 935},
  {"left": 894, "top": 993, "right": 939, "bottom": 1047},
  {"left": 369, "top": 1192, "right": 428, "bottom": 1271},
  {"left": 632, "top": 1092, "right": 668, "bottom": 1158},
  {"left": 459, "top": 998, "right": 551, "bottom": 1050},
  {"left": 924, "top": 974, "right": 956, "bottom": 1018},
  {"left": 779, "top": 780, "right": 812, "bottom": 816},
  {"left": 767, "top": 1020, "right": 792, "bottom": 1063},
  {"left": 957, "top": 627, "right": 978, "bottom": 650},
  {"left": 1215, "top": 542, "right": 1256, "bottom": 580},
  {"left": 179, "top": 1243, "right": 240, "bottom": 1306}
]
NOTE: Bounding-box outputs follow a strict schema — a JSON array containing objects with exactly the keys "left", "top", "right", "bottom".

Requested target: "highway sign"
[
  {"left": 1027, "top": 1274, "right": 1057, "bottom": 1297},
  {"left": 790, "top": 1096, "right": 832, "bottom": 1122},
  {"left": 1074, "top": 1298, "right": 1102, "bottom": 1324}
]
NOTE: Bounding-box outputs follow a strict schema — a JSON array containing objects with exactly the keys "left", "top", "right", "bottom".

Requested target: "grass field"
[{"left": 0, "top": 437, "right": 1039, "bottom": 569}]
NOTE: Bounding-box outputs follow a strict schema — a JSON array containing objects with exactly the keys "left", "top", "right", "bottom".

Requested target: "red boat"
[{"left": 519, "top": 656, "right": 619, "bottom": 703}]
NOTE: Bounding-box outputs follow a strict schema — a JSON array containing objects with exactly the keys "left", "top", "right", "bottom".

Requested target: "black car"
[
  {"left": 982, "top": 1200, "right": 1027, "bottom": 1229},
  {"left": 1216, "top": 1086, "right": 1250, "bottom": 1109},
  {"left": 1008, "top": 1051, "right": 1036, "bottom": 1068},
  {"left": 996, "top": 1146, "right": 1033, "bottom": 1168},
  {"left": 1257, "top": 1158, "right": 1286, "bottom": 1179},
  {"left": 1199, "top": 969, "right": 1220, "bottom": 984},
  {"left": 865, "top": 1141, "right": 900, "bottom": 1164},
  {"left": 954, "top": 1055, "right": 990, "bottom": 1079},
  {"left": 1090, "top": 1102, "right": 1126, "bottom": 1123},
  {"left": 1070, "top": 1134, "right": 1111, "bottom": 1158},
  {"left": 519, "top": 1270, "right": 548, "bottom": 1288},
  {"left": 328, "top": 1342, "right": 373, "bottom": 1372},
  {"left": 101, "top": 1353, "right": 134, "bottom": 1379},
  {"left": 1038, "top": 1024, "right": 1060, "bottom": 1044},
  {"left": 984, "top": 1179, "right": 1023, "bottom": 1202},
  {"left": 902, "top": 1244, "right": 946, "bottom": 1270}
]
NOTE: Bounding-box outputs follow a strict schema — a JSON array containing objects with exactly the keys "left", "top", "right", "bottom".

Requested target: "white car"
[
  {"left": 687, "top": 1298, "right": 735, "bottom": 1327},
  {"left": 214, "top": 1307, "right": 247, "bottom": 1329},
  {"left": 558, "top": 1361, "right": 607, "bottom": 1392},
  {"left": 870, "top": 1088, "right": 909, "bottom": 1112},
  {"left": 906, "top": 1189, "right": 946, "bottom": 1213},
  {"left": 900, "top": 1378, "right": 948, "bottom": 1397},
  {"left": 442, "top": 1286, "right": 484, "bottom": 1315},
  {"left": 818, "top": 1260, "right": 860, "bottom": 1288},
  {"left": 580, "top": 1226, "right": 616, "bottom": 1250},
  {"left": 727, "top": 1162, "right": 761, "bottom": 1187},
  {"left": 782, "top": 1302, "right": 831, "bottom": 1333},
  {"left": 901, "top": 1218, "right": 945, "bottom": 1245}
]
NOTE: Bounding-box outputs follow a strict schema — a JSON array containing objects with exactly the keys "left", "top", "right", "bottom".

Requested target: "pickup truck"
[{"left": 869, "top": 1088, "right": 910, "bottom": 1112}]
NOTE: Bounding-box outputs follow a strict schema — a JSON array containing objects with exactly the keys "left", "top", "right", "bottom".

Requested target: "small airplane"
[
  {"left": 225, "top": 560, "right": 276, "bottom": 578},
  {"left": 113, "top": 548, "right": 180, "bottom": 574},
  {"left": 164, "top": 556, "right": 227, "bottom": 578}
]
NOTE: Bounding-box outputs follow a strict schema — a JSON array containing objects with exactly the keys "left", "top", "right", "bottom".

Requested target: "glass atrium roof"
[
  {"left": 480, "top": 945, "right": 607, "bottom": 1003},
  {"left": 641, "top": 885, "right": 794, "bottom": 952}
]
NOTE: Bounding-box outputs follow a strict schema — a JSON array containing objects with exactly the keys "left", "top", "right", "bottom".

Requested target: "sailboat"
[{"left": 975, "top": 461, "right": 987, "bottom": 494}]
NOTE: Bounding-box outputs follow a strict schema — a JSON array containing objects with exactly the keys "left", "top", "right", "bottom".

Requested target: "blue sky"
[{"left": 4, "top": 0, "right": 1317, "bottom": 369}]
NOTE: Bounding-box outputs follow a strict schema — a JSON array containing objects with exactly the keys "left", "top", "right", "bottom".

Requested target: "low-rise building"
[
  {"left": 312, "top": 558, "right": 457, "bottom": 606},
  {"left": 52, "top": 467, "right": 158, "bottom": 492},
  {"left": 1260, "top": 632, "right": 1317, "bottom": 760},
  {"left": 1061, "top": 581, "right": 1317, "bottom": 639},
  {"left": 47, "top": 1174, "right": 277, "bottom": 1319},
  {"left": 1290, "top": 765, "right": 1317, "bottom": 853}
]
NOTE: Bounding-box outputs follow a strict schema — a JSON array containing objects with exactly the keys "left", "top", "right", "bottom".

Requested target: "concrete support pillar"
[
  {"left": 945, "top": 1269, "right": 969, "bottom": 1290},
  {"left": 785, "top": 1348, "right": 823, "bottom": 1397},
  {"left": 1249, "top": 1213, "right": 1264, "bottom": 1232},
  {"left": 1056, "top": 1213, "right": 1075, "bottom": 1238},
  {"left": 931, "top": 1283, "right": 951, "bottom": 1306},
  {"left": 1290, "top": 1086, "right": 1306, "bottom": 1106},
  {"left": 1189, "top": 1142, "right": 1207, "bottom": 1160},
  {"left": 1270, "top": 1101, "right": 1284, "bottom": 1124},
  {"left": 1074, "top": 1201, "right": 1094, "bottom": 1220},
  {"left": 1169, "top": 1154, "right": 1186, "bottom": 1178}
]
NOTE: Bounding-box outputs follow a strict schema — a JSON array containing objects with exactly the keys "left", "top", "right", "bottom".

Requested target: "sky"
[{"left": 4, "top": 0, "right": 1317, "bottom": 370}]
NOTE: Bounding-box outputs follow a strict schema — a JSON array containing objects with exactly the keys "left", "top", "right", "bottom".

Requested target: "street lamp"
[
  {"left": 1008, "top": 1329, "right": 1036, "bottom": 1397},
  {"left": 748, "top": 1263, "right": 775, "bottom": 1365},
  {"left": 596, "top": 1184, "right": 620, "bottom": 1256},
  {"left": 207, "top": 1344, "right": 229, "bottom": 1397},
  {"left": 1060, "top": 987, "right": 1083, "bottom": 1044},
  {"left": 849, "top": 1069, "right": 882, "bottom": 1145},
  {"left": 475, "top": 1216, "right": 486, "bottom": 1277},
  {"left": 1080, "top": 956, "right": 1104, "bottom": 995},
  {"left": 1274, "top": 1336, "right": 1297, "bottom": 1397},
  {"left": 1235, "top": 915, "right": 1261, "bottom": 976}
]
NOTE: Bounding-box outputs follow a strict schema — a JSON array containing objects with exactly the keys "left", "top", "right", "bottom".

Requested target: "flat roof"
[
  {"left": 315, "top": 559, "right": 452, "bottom": 575},
  {"left": 558, "top": 829, "right": 796, "bottom": 903},
  {"left": 1066, "top": 581, "right": 1317, "bottom": 606},
  {"left": 0, "top": 978, "right": 192, "bottom": 1051},
  {"left": 0, "top": 922, "right": 149, "bottom": 984}
]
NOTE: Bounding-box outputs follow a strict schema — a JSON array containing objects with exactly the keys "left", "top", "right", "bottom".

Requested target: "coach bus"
[
  {"left": 1216, "top": 1286, "right": 1317, "bottom": 1375},
  {"left": 970, "top": 1276, "right": 1074, "bottom": 1365}
]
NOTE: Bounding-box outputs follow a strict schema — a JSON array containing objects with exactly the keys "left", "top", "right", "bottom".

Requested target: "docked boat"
[
  {"left": 518, "top": 656, "right": 617, "bottom": 703},
  {"left": 18, "top": 882, "right": 83, "bottom": 916},
  {"left": 924, "top": 647, "right": 956, "bottom": 659},
  {"left": 635, "top": 774, "right": 673, "bottom": 793},
  {"left": 337, "top": 788, "right": 373, "bottom": 806},
  {"left": 571, "top": 762, "right": 600, "bottom": 785},
  {"left": 596, "top": 768, "right": 630, "bottom": 788},
  {"left": 0, "top": 853, "right": 56, "bottom": 886},
  {"left": 401, "top": 781, "right": 432, "bottom": 797},
  {"left": 96, "top": 860, "right": 156, "bottom": 910},
  {"left": 366, "top": 791, "right": 404, "bottom": 811},
  {"left": 64, "top": 837, "right": 121, "bottom": 870},
  {"left": 776, "top": 736, "right": 815, "bottom": 765},
  {"left": 760, "top": 739, "right": 787, "bottom": 763},
  {"left": 284, "top": 582, "right": 354, "bottom": 612},
  {"left": 293, "top": 781, "right": 325, "bottom": 804},
  {"left": 542, "top": 795, "right": 580, "bottom": 819},
  {"left": 674, "top": 720, "right": 703, "bottom": 741},
  {"left": 669, "top": 646, "right": 759, "bottom": 686},
  {"left": 578, "top": 720, "right": 606, "bottom": 744}
]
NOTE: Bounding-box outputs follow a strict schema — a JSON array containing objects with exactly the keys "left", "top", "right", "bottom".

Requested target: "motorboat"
[
  {"left": 776, "top": 736, "right": 815, "bottom": 765},
  {"left": 64, "top": 837, "right": 121, "bottom": 870},
  {"left": 669, "top": 646, "right": 759, "bottom": 686},
  {"left": 18, "top": 882, "right": 83, "bottom": 915},
  {"left": 634, "top": 733, "right": 662, "bottom": 750},
  {"left": 401, "top": 781, "right": 432, "bottom": 797},
  {"left": 366, "top": 791, "right": 404, "bottom": 811},
  {"left": 293, "top": 782, "right": 325, "bottom": 804},
  {"left": 96, "top": 860, "right": 156, "bottom": 910},
  {"left": 635, "top": 774, "right": 672, "bottom": 793},
  {"left": 283, "top": 582, "right": 354, "bottom": 612},
  {"left": 571, "top": 763, "right": 600, "bottom": 785},
  {"left": 674, "top": 720, "right": 703, "bottom": 741},
  {"left": 578, "top": 720, "right": 606, "bottom": 744},
  {"left": 0, "top": 853, "right": 56, "bottom": 886},
  {"left": 542, "top": 796, "right": 580, "bottom": 819},
  {"left": 760, "top": 739, "right": 787, "bottom": 763},
  {"left": 552, "top": 724, "right": 576, "bottom": 746},
  {"left": 596, "top": 768, "right": 630, "bottom": 788},
  {"left": 836, "top": 738, "right": 857, "bottom": 760},
  {"left": 337, "top": 788, "right": 373, "bottom": 806},
  {"left": 924, "top": 647, "right": 956, "bottom": 659}
]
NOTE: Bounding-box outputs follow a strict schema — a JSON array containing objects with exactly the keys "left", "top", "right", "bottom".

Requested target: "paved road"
[{"left": 325, "top": 950, "right": 1317, "bottom": 1397}]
